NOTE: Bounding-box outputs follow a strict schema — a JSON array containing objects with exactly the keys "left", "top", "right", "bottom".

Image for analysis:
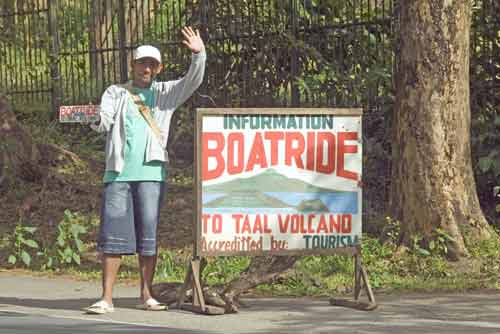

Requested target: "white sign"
[{"left": 198, "top": 111, "right": 362, "bottom": 255}]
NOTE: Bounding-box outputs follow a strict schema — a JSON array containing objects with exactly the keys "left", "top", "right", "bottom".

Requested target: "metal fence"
[
  {"left": 0, "top": 0, "right": 397, "bottom": 111},
  {"left": 0, "top": 0, "right": 497, "bottom": 111}
]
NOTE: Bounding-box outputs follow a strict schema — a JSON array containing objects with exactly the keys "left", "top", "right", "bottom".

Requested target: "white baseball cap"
[{"left": 133, "top": 45, "right": 162, "bottom": 64}]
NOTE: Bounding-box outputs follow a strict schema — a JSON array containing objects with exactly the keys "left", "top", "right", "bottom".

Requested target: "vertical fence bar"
[
  {"left": 48, "top": 0, "right": 61, "bottom": 118},
  {"left": 290, "top": 0, "right": 300, "bottom": 107},
  {"left": 118, "top": 0, "right": 128, "bottom": 83}
]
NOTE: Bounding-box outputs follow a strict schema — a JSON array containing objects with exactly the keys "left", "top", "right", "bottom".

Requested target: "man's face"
[{"left": 132, "top": 57, "right": 162, "bottom": 87}]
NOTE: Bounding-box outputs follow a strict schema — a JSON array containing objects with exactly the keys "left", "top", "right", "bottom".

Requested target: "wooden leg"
[
  {"left": 179, "top": 258, "right": 225, "bottom": 315},
  {"left": 176, "top": 260, "right": 193, "bottom": 308},
  {"left": 361, "top": 266, "right": 375, "bottom": 304},
  {"left": 191, "top": 259, "right": 205, "bottom": 309},
  {"left": 354, "top": 254, "right": 362, "bottom": 300},
  {"left": 330, "top": 252, "right": 377, "bottom": 311}
]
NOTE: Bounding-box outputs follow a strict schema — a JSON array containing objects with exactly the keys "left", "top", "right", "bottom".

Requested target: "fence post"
[
  {"left": 118, "top": 0, "right": 128, "bottom": 83},
  {"left": 48, "top": 0, "right": 61, "bottom": 118},
  {"left": 290, "top": 0, "right": 300, "bottom": 107}
]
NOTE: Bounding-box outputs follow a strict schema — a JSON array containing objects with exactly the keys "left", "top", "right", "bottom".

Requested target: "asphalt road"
[{"left": 1, "top": 272, "right": 499, "bottom": 334}]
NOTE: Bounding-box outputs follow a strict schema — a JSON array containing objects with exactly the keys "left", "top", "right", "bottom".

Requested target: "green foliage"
[
  {"left": 170, "top": 174, "right": 193, "bottom": 186},
  {"left": 39, "top": 210, "right": 88, "bottom": 269},
  {"left": 7, "top": 224, "right": 39, "bottom": 268},
  {"left": 55, "top": 210, "right": 88, "bottom": 266},
  {"left": 474, "top": 115, "right": 500, "bottom": 178},
  {"left": 495, "top": 186, "right": 500, "bottom": 214},
  {"left": 472, "top": 113, "right": 500, "bottom": 224},
  {"left": 155, "top": 250, "right": 186, "bottom": 282},
  {"left": 203, "top": 256, "right": 252, "bottom": 285}
]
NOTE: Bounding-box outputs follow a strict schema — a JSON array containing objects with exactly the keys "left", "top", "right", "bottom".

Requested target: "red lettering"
[
  {"left": 342, "top": 214, "right": 352, "bottom": 233},
  {"left": 263, "top": 215, "right": 272, "bottom": 233},
  {"left": 285, "top": 132, "right": 305, "bottom": 168},
  {"left": 317, "top": 215, "right": 328, "bottom": 233},
  {"left": 278, "top": 214, "right": 290, "bottom": 233},
  {"left": 241, "top": 215, "right": 251, "bottom": 233},
  {"left": 233, "top": 214, "right": 244, "bottom": 233},
  {"left": 227, "top": 133, "right": 244, "bottom": 175},
  {"left": 253, "top": 215, "right": 263, "bottom": 233},
  {"left": 307, "top": 214, "right": 315, "bottom": 233},
  {"left": 212, "top": 214, "right": 222, "bottom": 233},
  {"left": 264, "top": 131, "right": 284, "bottom": 166},
  {"left": 202, "top": 132, "right": 225, "bottom": 181},
  {"left": 316, "top": 132, "right": 335, "bottom": 174},
  {"left": 306, "top": 132, "right": 315, "bottom": 171},
  {"left": 337, "top": 132, "right": 358, "bottom": 181},
  {"left": 202, "top": 214, "right": 210, "bottom": 234},
  {"left": 290, "top": 214, "right": 300, "bottom": 233},
  {"left": 329, "top": 214, "right": 341, "bottom": 233},
  {"left": 246, "top": 132, "right": 268, "bottom": 171}
]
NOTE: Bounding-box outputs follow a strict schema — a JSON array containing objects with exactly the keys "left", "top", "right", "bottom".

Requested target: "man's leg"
[
  {"left": 134, "top": 181, "right": 165, "bottom": 303},
  {"left": 95, "top": 182, "right": 135, "bottom": 308},
  {"left": 102, "top": 254, "right": 122, "bottom": 305},
  {"left": 139, "top": 254, "right": 156, "bottom": 302}
]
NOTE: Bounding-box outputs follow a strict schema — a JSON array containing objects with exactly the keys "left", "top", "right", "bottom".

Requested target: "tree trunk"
[
  {"left": 2, "top": 0, "right": 15, "bottom": 37},
  {"left": 89, "top": 0, "right": 116, "bottom": 93},
  {"left": 0, "top": 96, "right": 44, "bottom": 184},
  {"left": 390, "top": 0, "right": 493, "bottom": 260}
]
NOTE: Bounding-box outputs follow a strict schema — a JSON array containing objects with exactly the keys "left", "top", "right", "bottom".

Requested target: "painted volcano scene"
[{"left": 202, "top": 169, "right": 357, "bottom": 214}]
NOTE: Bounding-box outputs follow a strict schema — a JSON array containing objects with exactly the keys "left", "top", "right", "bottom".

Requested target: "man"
[{"left": 85, "top": 26, "right": 205, "bottom": 314}]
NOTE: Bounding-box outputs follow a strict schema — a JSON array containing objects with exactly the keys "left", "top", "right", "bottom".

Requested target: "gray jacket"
[{"left": 91, "top": 51, "right": 206, "bottom": 173}]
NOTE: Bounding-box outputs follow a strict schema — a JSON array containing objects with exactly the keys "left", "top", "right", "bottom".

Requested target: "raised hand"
[{"left": 181, "top": 26, "right": 205, "bottom": 54}]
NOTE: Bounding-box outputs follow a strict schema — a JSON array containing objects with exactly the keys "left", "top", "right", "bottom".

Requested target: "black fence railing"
[
  {"left": 0, "top": 0, "right": 496, "bottom": 114},
  {"left": 0, "top": 0, "right": 398, "bottom": 112}
]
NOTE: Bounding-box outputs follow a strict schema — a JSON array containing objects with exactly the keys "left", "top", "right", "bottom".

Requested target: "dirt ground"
[{"left": 0, "top": 153, "right": 196, "bottom": 262}]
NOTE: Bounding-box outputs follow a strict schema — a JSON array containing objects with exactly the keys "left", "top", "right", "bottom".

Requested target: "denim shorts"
[{"left": 97, "top": 181, "right": 165, "bottom": 256}]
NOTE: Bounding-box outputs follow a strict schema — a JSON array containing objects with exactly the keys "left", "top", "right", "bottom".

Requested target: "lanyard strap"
[{"left": 122, "top": 83, "right": 164, "bottom": 143}]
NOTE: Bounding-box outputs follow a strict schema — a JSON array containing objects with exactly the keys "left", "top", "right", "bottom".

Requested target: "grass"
[{"left": 3, "top": 231, "right": 500, "bottom": 297}]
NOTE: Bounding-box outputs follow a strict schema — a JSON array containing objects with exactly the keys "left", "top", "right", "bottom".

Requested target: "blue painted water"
[{"left": 202, "top": 192, "right": 358, "bottom": 214}]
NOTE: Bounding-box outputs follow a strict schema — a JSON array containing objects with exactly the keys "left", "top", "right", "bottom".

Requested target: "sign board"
[
  {"left": 195, "top": 108, "right": 362, "bottom": 257},
  {"left": 59, "top": 105, "right": 100, "bottom": 123}
]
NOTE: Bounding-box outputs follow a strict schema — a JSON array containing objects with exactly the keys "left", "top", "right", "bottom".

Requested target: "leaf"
[
  {"left": 478, "top": 157, "right": 492, "bottom": 173},
  {"left": 23, "top": 226, "right": 37, "bottom": 234},
  {"left": 21, "top": 250, "right": 31, "bottom": 267},
  {"left": 417, "top": 248, "right": 430, "bottom": 256},
  {"left": 75, "top": 239, "right": 85, "bottom": 252},
  {"left": 492, "top": 156, "right": 500, "bottom": 177},
  {"left": 495, "top": 115, "right": 500, "bottom": 127},
  {"left": 496, "top": 204, "right": 500, "bottom": 213},
  {"left": 8, "top": 255, "right": 17, "bottom": 264},
  {"left": 22, "top": 239, "right": 39, "bottom": 249},
  {"left": 57, "top": 235, "right": 65, "bottom": 247},
  {"left": 429, "top": 240, "right": 435, "bottom": 250},
  {"left": 72, "top": 253, "right": 81, "bottom": 265},
  {"left": 64, "top": 209, "right": 74, "bottom": 221},
  {"left": 64, "top": 246, "right": 73, "bottom": 257},
  {"left": 70, "top": 224, "right": 86, "bottom": 239}
]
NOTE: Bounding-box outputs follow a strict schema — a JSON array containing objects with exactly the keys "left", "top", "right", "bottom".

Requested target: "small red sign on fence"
[{"left": 59, "top": 105, "right": 99, "bottom": 123}]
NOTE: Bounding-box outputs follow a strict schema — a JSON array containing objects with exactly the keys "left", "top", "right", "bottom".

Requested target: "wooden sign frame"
[{"left": 178, "top": 108, "right": 376, "bottom": 314}]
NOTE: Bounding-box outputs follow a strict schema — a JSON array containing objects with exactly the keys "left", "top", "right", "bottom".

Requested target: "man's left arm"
[{"left": 159, "top": 27, "right": 206, "bottom": 109}]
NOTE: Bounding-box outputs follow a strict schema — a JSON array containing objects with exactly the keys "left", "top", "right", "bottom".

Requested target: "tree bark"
[
  {"left": 0, "top": 96, "right": 44, "bottom": 184},
  {"left": 390, "top": 0, "right": 493, "bottom": 260},
  {"left": 89, "top": 0, "right": 116, "bottom": 92}
]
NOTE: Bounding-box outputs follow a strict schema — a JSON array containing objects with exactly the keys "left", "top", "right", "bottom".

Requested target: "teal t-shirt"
[{"left": 103, "top": 86, "right": 165, "bottom": 183}]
